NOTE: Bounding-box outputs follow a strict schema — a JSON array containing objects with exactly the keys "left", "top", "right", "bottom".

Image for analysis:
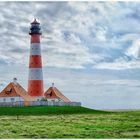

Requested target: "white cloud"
[
  {"left": 42, "top": 42, "right": 94, "bottom": 69},
  {"left": 95, "top": 28, "right": 107, "bottom": 42},
  {"left": 95, "top": 58, "right": 140, "bottom": 70},
  {"left": 126, "top": 39, "right": 140, "bottom": 59}
]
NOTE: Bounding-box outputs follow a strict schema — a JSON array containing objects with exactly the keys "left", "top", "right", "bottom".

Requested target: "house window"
[
  {"left": 11, "top": 98, "right": 15, "bottom": 102},
  {"left": 37, "top": 99, "right": 40, "bottom": 101},
  {"left": 3, "top": 98, "right": 6, "bottom": 102},
  {"left": 48, "top": 92, "right": 52, "bottom": 97}
]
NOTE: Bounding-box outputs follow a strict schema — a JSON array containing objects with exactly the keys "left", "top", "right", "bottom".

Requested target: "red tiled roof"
[
  {"left": 0, "top": 82, "right": 32, "bottom": 101},
  {"left": 44, "top": 87, "right": 71, "bottom": 102}
]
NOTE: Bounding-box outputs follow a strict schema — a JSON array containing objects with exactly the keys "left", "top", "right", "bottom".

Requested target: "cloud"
[
  {"left": 0, "top": 2, "right": 140, "bottom": 109},
  {"left": 95, "top": 58, "right": 140, "bottom": 70},
  {"left": 126, "top": 39, "right": 140, "bottom": 59},
  {"left": 0, "top": 2, "right": 139, "bottom": 70}
]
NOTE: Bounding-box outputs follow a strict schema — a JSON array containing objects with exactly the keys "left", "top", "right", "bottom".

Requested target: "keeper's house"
[
  {"left": 0, "top": 78, "right": 32, "bottom": 104},
  {"left": 44, "top": 83, "right": 71, "bottom": 103}
]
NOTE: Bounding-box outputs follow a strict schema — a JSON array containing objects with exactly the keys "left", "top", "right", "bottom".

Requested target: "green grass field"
[{"left": 0, "top": 106, "right": 140, "bottom": 138}]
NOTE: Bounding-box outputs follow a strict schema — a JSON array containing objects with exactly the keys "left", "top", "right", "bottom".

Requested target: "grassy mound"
[
  {"left": 0, "top": 106, "right": 107, "bottom": 116},
  {"left": 0, "top": 106, "right": 140, "bottom": 138}
]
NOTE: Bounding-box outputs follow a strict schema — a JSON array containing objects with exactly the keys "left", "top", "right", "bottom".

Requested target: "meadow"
[{"left": 0, "top": 106, "right": 140, "bottom": 138}]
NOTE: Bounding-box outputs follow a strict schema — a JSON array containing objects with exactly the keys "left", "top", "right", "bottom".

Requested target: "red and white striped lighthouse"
[{"left": 28, "top": 19, "right": 44, "bottom": 100}]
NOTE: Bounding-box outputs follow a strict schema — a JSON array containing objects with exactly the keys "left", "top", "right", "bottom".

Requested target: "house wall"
[
  {"left": 0, "top": 101, "right": 81, "bottom": 107},
  {"left": 32, "top": 96, "right": 43, "bottom": 101},
  {"left": 47, "top": 98, "right": 63, "bottom": 102},
  {"left": 29, "top": 101, "right": 81, "bottom": 106},
  {"left": 0, "top": 96, "right": 24, "bottom": 102}
]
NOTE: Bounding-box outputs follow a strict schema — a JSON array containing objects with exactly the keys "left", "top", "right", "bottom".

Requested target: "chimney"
[
  {"left": 52, "top": 82, "right": 54, "bottom": 88},
  {"left": 13, "top": 78, "right": 17, "bottom": 85}
]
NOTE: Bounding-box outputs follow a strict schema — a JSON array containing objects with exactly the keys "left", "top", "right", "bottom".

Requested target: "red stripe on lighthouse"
[
  {"left": 29, "top": 55, "right": 42, "bottom": 68},
  {"left": 28, "top": 80, "right": 43, "bottom": 96},
  {"left": 31, "top": 35, "right": 40, "bottom": 43}
]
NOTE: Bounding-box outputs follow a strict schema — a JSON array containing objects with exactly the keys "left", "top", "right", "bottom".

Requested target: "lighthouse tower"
[{"left": 28, "top": 19, "right": 44, "bottom": 100}]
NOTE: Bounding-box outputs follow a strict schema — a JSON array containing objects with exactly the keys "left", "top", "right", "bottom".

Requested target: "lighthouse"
[{"left": 28, "top": 19, "right": 44, "bottom": 100}]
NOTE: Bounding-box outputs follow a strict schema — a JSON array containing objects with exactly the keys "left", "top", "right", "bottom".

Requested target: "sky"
[{"left": 0, "top": 1, "right": 140, "bottom": 109}]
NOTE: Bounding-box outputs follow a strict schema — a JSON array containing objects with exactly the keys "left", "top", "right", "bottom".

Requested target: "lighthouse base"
[{"left": 31, "top": 96, "right": 44, "bottom": 101}]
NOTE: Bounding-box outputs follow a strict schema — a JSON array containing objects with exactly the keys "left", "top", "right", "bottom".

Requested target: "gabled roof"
[
  {"left": 44, "top": 87, "right": 71, "bottom": 102},
  {"left": 0, "top": 82, "right": 32, "bottom": 101}
]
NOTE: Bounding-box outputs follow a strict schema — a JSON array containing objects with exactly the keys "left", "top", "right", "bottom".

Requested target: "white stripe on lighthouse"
[
  {"left": 30, "top": 43, "right": 41, "bottom": 55},
  {"left": 29, "top": 68, "right": 43, "bottom": 80}
]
